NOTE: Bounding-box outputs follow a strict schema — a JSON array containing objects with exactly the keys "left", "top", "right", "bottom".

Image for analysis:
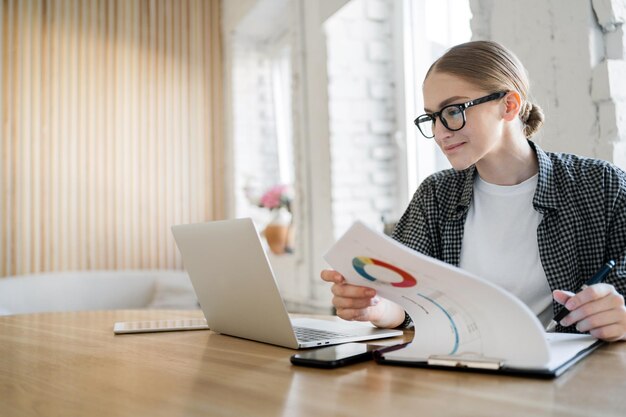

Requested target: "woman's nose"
[{"left": 433, "top": 119, "right": 453, "bottom": 141}]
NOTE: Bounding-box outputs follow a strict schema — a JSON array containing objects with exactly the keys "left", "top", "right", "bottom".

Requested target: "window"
[
  {"left": 223, "top": 0, "right": 471, "bottom": 313},
  {"left": 229, "top": 17, "right": 295, "bottom": 238},
  {"left": 399, "top": 0, "right": 472, "bottom": 201},
  {"left": 324, "top": 0, "right": 471, "bottom": 236}
]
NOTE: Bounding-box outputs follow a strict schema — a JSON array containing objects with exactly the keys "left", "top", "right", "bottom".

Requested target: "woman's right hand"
[{"left": 320, "top": 269, "right": 405, "bottom": 328}]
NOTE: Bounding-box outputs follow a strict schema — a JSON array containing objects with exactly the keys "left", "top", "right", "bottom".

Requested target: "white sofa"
[{"left": 0, "top": 269, "right": 199, "bottom": 315}]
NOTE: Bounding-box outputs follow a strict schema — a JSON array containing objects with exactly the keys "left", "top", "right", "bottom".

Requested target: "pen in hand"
[{"left": 545, "top": 260, "right": 616, "bottom": 332}]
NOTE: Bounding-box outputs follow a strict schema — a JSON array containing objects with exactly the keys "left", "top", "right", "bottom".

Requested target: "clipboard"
[
  {"left": 374, "top": 340, "right": 605, "bottom": 379},
  {"left": 325, "top": 222, "right": 607, "bottom": 379}
]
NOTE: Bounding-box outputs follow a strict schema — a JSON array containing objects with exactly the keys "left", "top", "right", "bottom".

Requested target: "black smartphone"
[{"left": 290, "top": 343, "right": 383, "bottom": 369}]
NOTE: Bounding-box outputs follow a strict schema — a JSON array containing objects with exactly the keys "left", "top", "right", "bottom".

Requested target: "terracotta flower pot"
[{"left": 264, "top": 224, "right": 289, "bottom": 255}]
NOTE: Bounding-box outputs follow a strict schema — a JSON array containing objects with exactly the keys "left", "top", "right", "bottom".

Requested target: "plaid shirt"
[{"left": 392, "top": 141, "right": 626, "bottom": 333}]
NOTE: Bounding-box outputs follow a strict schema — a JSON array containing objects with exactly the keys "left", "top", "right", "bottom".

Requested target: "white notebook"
[{"left": 324, "top": 222, "right": 602, "bottom": 378}]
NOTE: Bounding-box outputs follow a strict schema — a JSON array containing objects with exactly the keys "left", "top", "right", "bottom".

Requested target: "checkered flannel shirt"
[{"left": 392, "top": 140, "right": 626, "bottom": 333}]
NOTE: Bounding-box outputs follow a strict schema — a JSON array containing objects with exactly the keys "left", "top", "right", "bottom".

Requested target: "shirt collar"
[
  {"left": 459, "top": 166, "right": 475, "bottom": 204},
  {"left": 454, "top": 140, "right": 559, "bottom": 218},
  {"left": 530, "top": 140, "right": 560, "bottom": 212},
  {"left": 453, "top": 165, "right": 476, "bottom": 219}
]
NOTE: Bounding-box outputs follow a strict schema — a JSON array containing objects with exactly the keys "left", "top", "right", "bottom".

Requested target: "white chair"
[{"left": 0, "top": 269, "right": 199, "bottom": 315}]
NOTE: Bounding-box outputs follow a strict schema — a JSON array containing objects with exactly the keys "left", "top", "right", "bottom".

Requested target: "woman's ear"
[{"left": 502, "top": 91, "right": 522, "bottom": 121}]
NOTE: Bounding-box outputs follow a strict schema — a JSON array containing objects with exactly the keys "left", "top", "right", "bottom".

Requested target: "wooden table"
[{"left": 1, "top": 310, "right": 625, "bottom": 417}]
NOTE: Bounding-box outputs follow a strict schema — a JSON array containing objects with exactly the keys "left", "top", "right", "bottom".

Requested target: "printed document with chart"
[{"left": 324, "top": 222, "right": 603, "bottom": 377}]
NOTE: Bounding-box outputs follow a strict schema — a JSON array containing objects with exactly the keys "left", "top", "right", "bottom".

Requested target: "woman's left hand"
[{"left": 553, "top": 284, "right": 626, "bottom": 342}]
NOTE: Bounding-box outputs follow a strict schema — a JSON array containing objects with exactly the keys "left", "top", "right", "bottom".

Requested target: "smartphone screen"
[{"left": 290, "top": 343, "right": 382, "bottom": 368}]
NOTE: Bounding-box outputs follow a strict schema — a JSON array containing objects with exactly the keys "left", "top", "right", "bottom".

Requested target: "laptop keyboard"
[{"left": 293, "top": 326, "right": 353, "bottom": 342}]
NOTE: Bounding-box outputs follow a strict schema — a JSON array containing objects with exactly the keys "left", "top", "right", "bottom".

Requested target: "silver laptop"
[{"left": 171, "top": 218, "right": 403, "bottom": 349}]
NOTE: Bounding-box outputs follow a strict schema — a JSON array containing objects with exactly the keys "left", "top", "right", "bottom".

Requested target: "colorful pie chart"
[{"left": 352, "top": 256, "right": 417, "bottom": 287}]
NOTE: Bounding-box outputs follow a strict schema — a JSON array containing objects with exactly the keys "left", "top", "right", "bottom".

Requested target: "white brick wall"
[
  {"left": 605, "top": 26, "right": 626, "bottom": 58},
  {"left": 593, "top": 0, "right": 626, "bottom": 30},
  {"left": 230, "top": 39, "right": 283, "bottom": 218},
  {"left": 594, "top": 0, "right": 626, "bottom": 167},
  {"left": 325, "top": 0, "right": 398, "bottom": 239},
  {"left": 470, "top": 0, "right": 626, "bottom": 168}
]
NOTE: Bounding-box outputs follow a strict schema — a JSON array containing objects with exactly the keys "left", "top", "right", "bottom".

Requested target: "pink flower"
[{"left": 259, "top": 184, "right": 292, "bottom": 210}]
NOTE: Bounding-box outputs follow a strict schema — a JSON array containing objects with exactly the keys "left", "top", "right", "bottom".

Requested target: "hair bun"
[
  {"left": 523, "top": 102, "right": 544, "bottom": 138},
  {"left": 520, "top": 103, "right": 532, "bottom": 122}
]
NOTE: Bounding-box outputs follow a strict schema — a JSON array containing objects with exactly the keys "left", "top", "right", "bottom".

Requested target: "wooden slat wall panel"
[{"left": 0, "top": 0, "right": 223, "bottom": 277}]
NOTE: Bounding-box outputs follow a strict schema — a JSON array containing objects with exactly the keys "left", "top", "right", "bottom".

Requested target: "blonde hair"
[{"left": 425, "top": 40, "right": 544, "bottom": 138}]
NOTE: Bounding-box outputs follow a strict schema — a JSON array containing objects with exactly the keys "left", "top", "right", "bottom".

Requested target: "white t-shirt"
[{"left": 459, "top": 174, "right": 553, "bottom": 326}]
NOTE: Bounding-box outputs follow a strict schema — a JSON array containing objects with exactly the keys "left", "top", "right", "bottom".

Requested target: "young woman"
[{"left": 321, "top": 40, "right": 626, "bottom": 342}]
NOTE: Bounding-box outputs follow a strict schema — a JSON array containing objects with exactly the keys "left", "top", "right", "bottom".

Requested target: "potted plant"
[{"left": 254, "top": 184, "right": 294, "bottom": 255}]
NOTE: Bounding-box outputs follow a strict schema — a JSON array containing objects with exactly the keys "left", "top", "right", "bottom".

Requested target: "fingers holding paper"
[
  {"left": 320, "top": 269, "right": 405, "bottom": 328},
  {"left": 553, "top": 284, "right": 626, "bottom": 342},
  {"left": 320, "top": 268, "right": 380, "bottom": 321}
]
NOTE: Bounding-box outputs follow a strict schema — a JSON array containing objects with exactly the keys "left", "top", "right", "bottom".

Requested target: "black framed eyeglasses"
[{"left": 414, "top": 91, "right": 507, "bottom": 139}]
